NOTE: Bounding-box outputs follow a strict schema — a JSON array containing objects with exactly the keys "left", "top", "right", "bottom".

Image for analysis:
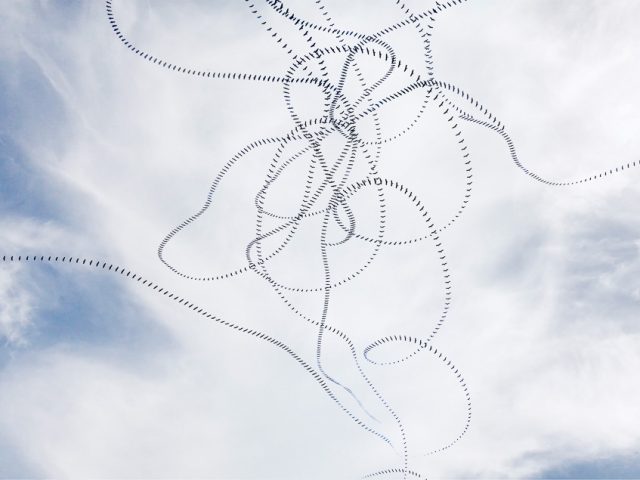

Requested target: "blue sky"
[
  {"left": 541, "top": 453, "right": 640, "bottom": 479},
  {"left": 1, "top": 0, "right": 640, "bottom": 478}
]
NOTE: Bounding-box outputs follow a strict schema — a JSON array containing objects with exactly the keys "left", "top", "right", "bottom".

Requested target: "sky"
[{"left": 1, "top": 0, "right": 640, "bottom": 478}]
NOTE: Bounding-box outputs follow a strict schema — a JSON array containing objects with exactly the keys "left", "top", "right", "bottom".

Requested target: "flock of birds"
[{"left": 2, "top": 1, "right": 638, "bottom": 478}]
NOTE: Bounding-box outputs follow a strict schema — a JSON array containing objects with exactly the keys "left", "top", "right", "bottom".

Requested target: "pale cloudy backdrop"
[{"left": 1, "top": 0, "right": 640, "bottom": 478}]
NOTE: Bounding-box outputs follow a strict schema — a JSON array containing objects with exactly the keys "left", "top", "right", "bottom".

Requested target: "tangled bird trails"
[{"left": 3, "top": 1, "right": 639, "bottom": 479}]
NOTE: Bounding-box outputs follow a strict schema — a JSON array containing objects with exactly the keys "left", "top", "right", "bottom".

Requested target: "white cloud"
[
  {"left": 1, "top": 0, "right": 640, "bottom": 478},
  {"left": 0, "top": 263, "right": 33, "bottom": 345},
  {"left": 0, "top": 217, "right": 83, "bottom": 345}
]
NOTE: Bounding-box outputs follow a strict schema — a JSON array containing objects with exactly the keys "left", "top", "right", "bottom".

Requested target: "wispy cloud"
[{"left": 0, "top": 263, "right": 34, "bottom": 345}]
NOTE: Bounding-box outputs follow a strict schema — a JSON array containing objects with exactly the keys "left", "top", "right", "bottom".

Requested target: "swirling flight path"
[{"left": 2, "top": 1, "right": 639, "bottom": 479}]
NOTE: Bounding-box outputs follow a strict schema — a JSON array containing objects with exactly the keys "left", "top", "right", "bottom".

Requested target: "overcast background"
[{"left": 1, "top": 0, "right": 640, "bottom": 478}]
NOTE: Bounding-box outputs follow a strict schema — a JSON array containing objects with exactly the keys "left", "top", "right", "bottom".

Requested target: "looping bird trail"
[{"left": 3, "top": 1, "right": 638, "bottom": 479}]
